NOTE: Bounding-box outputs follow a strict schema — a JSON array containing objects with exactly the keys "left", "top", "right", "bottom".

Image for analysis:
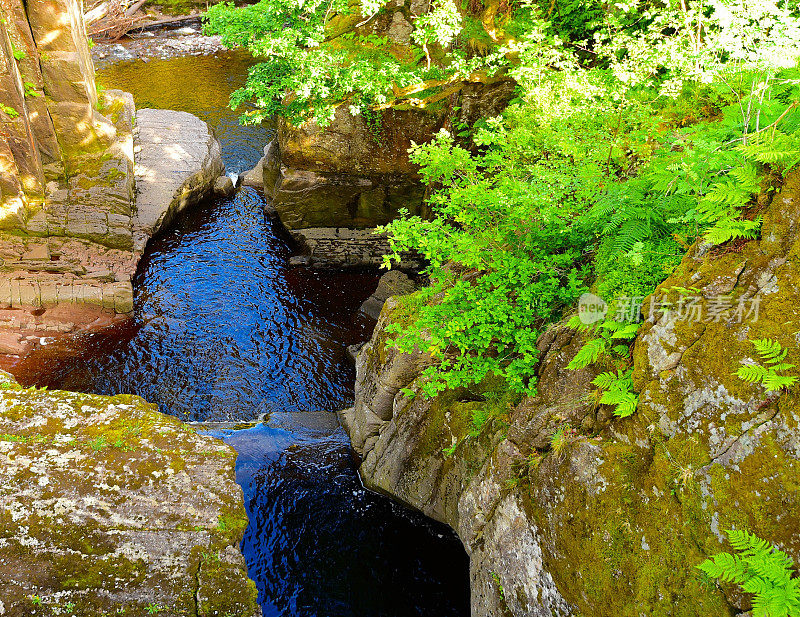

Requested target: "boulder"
[
  {"left": 0, "top": 371, "right": 260, "bottom": 615},
  {"left": 264, "top": 80, "right": 515, "bottom": 236},
  {"left": 133, "top": 108, "right": 224, "bottom": 250},
  {"left": 359, "top": 270, "right": 417, "bottom": 319},
  {"left": 214, "top": 175, "right": 235, "bottom": 196},
  {"left": 241, "top": 146, "right": 268, "bottom": 190}
]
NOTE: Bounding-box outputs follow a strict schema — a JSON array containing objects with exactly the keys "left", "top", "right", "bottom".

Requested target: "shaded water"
[{"left": 15, "top": 53, "right": 469, "bottom": 615}]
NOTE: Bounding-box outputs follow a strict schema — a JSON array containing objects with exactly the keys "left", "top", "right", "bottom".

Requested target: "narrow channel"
[{"left": 14, "top": 51, "right": 470, "bottom": 616}]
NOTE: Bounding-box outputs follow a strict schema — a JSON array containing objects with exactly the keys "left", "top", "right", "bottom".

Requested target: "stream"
[{"left": 15, "top": 51, "right": 469, "bottom": 616}]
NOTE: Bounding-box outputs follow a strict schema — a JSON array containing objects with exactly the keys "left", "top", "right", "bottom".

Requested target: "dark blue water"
[
  {"left": 214, "top": 416, "right": 469, "bottom": 617},
  {"left": 28, "top": 188, "right": 377, "bottom": 421},
  {"left": 16, "top": 52, "right": 470, "bottom": 616}
]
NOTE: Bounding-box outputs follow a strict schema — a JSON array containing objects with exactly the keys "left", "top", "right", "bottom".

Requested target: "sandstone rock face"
[
  {"left": 26, "top": 89, "right": 136, "bottom": 250},
  {"left": 0, "top": 0, "right": 140, "bottom": 341},
  {"left": 133, "top": 108, "right": 224, "bottom": 250},
  {"left": 341, "top": 173, "right": 800, "bottom": 616},
  {"left": 0, "top": 370, "right": 260, "bottom": 616},
  {"left": 266, "top": 79, "right": 515, "bottom": 267},
  {"left": 266, "top": 106, "right": 431, "bottom": 230},
  {"left": 0, "top": 0, "right": 223, "bottom": 350},
  {"left": 0, "top": 95, "right": 221, "bottom": 356}
]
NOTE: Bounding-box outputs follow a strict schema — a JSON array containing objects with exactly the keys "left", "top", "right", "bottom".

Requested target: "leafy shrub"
[{"left": 212, "top": 0, "right": 800, "bottom": 401}]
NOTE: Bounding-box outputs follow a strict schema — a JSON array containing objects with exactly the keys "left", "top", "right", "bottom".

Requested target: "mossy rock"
[
  {"left": 342, "top": 171, "right": 800, "bottom": 617},
  {"left": 0, "top": 372, "right": 259, "bottom": 616}
]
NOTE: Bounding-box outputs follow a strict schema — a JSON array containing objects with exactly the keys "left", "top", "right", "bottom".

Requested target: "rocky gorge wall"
[
  {"left": 233, "top": 0, "right": 516, "bottom": 270},
  {"left": 339, "top": 171, "right": 800, "bottom": 615},
  {"left": 0, "top": 0, "right": 223, "bottom": 357},
  {"left": 253, "top": 78, "right": 513, "bottom": 269}
]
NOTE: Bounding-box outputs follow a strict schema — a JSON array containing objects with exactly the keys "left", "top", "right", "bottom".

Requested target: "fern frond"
[
  {"left": 753, "top": 339, "right": 788, "bottom": 363},
  {"left": 567, "top": 338, "right": 607, "bottom": 370},
  {"left": 698, "top": 552, "right": 750, "bottom": 584},
  {"left": 704, "top": 218, "right": 761, "bottom": 245},
  {"left": 763, "top": 374, "right": 799, "bottom": 392},
  {"left": 592, "top": 369, "right": 637, "bottom": 417},
  {"left": 613, "top": 391, "right": 638, "bottom": 417},
  {"left": 592, "top": 371, "right": 619, "bottom": 390},
  {"left": 741, "top": 130, "right": 800, "bottom": 172},
  {"left": 614, "top": 218, "right": 652, "bottom": 253},
  {"left": 702, "top": 177, "right": 754, "bottom": 209},
  {"left": 611, "top": 323, "right": 640, "bottom": 339},
  {"left": 703, "top": 530, "right": 800, "bottom": 617},
  {"left": 729, "top": 529, "right": 772, "bottom": 555},
  {"left": 737, "top": 364, "right": 770, "bottom": 384}
]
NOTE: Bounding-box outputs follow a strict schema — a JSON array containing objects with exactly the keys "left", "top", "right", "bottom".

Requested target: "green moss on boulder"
[
  {"left": 340, "top": 171, "right": 800, "bottom": 616},
  {"left": 0, "top": 371, "right": 260, "bottom": 617}
]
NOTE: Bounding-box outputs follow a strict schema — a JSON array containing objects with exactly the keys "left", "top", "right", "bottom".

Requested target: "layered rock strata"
[{"left": 0, "top": 0, "right": 223, "bottom": 357}]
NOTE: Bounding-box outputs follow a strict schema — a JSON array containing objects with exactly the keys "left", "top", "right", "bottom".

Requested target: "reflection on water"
[
  {"left": 13, "top": 52, "right": 472, "bottom": 617},
  {"left": 18, "top": 189, "right": 377, "bottom": 420},
  {"left": 97, "top": 51, "right": 273, "bottom": 173}
]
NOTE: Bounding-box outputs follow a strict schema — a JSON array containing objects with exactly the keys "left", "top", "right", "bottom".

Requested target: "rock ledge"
[{"left": 0, "top": 371, "right": 260, "bottom": 616}]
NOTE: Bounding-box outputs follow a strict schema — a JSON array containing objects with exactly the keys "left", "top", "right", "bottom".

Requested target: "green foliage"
[
  {"left": 550, "top": 422, "right": 575, "bottom": 455},
  {"left": 11, "top": 42, "right": 25, "bottom": 61},
  {"left": 412, "top": 0, "right": 462, "bottom": 68},
  {"left": 23, "top": 81, "right": 41, "bottom": 98},
  {"left": 564, "top": 317, "right": 639, "bottom": 416},
  {"left": 737, "top": 339, "right": 798, "bottom": 392},
  {"left": 0, "top": 103, "right": 19, "bottom": 119},
  {"left": 592, "top": 369, "right": 638, "bottom": 417},
  {"left": 566, "top": 318, "right": 639, "bottom": 370},
  {"left": 382, "top": 119, "right": 594, "bottom": 396},
  {"left": 209, "top": 0, "right": 800, "bottom": 402},
  {"left": 698, "top": 529, "right": 800, "bottom": 617},
  {"left": 204, "top": 0, "right": 501, "bottom": 125}
]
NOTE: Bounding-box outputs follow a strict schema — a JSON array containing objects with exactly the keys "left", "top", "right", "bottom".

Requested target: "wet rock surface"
[
  {"left": 0, "top": 371, "right": 259, "bottom": 616},
  {"left": 359, "top": 270, "right": 417, "bottom": 319},
  {"left": 264, "top": 80, "right": 514, "bottom": 268},
  {"left": 92, "top": 29, "right": 224, "bottom": 70},
  {"left": 288, "top": 227, "right": 423, "bottom": 270}
]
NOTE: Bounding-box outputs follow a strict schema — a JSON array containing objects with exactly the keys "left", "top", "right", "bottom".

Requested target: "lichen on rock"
[{"left": 0, "top": 371, "right": 260, "bottom": 617}]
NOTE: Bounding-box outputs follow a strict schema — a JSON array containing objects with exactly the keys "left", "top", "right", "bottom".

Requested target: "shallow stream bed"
[{"left": 15, "top": 52, "right": 470, "bottom": 616}]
